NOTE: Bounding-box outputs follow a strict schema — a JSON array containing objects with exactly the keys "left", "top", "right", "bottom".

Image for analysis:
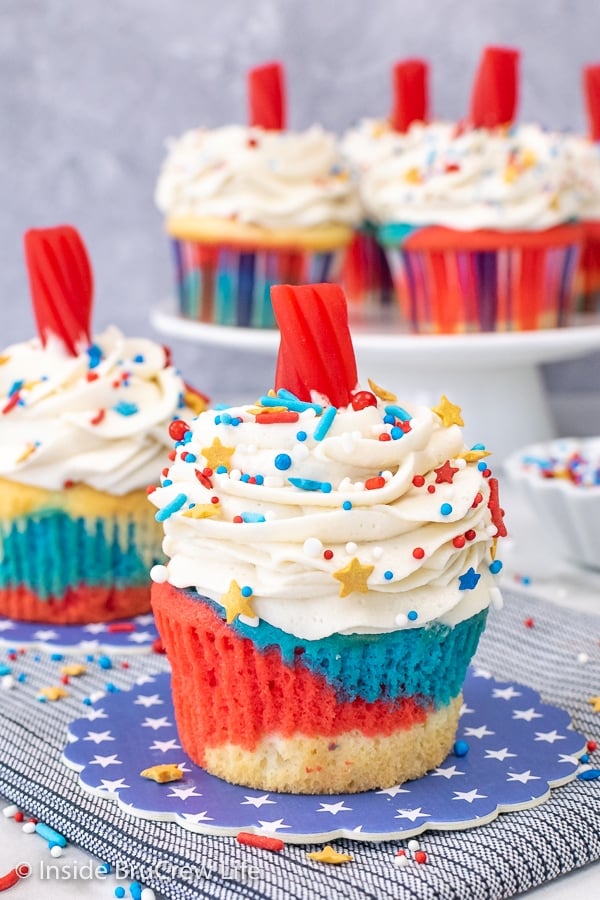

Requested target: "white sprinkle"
[
  {"left": 89, "top": 690, "right": 105, "bottom": 703},
  {"left": 395, "top": 613, "right": 408, "bottom": 627},
  {"left": 3, "top": 804, "right": 18, "bottom": 818},
  {"left": 490, "top": 587, "right": 504, "bottom": 610},
  {"left": 455, "top": 457, "right": 467, "bottom": 469},
  {"left": 141, "top": 889, "right": 157, "bottom": 900},
  {"left": 394, "top": 853, "right": 409, "bottom": 866},
  {"left": 1, "top": 675, "right": 15, "bottom": 690},
  {"left": 50, "top": 845, "right": 63, "bottom": 858},
  {"left": 486, "top": 524, "right": 497, "bottom": 537},
  {"left": 229, "top": 469, "right": 241, "bottom": 481},
  {"left": 577, "top": 652, "right": 589, "bottom": 665},
  {"left": 408, "top": 839, "right": 420, "bottom": 852},
  {"left": 381, "top": 470, "right": 393, "bottom": 482},
  {"left": 346, "top": 542, "right": 358, "bottom": 555},
  {"left": 372, "top": 546, "right": 383, "bottom": 560},
  {"left": 339, "top": 477, "right": 352, "bottom": 491},
  {"left": 22, "top": 821, "right": 36, "bottom": 834},
  {"left": 150, "top": 564, "right": 169, "bottom": 584},
  {"left": 303, "top": 537, "right": 323, "bottom": 557}
]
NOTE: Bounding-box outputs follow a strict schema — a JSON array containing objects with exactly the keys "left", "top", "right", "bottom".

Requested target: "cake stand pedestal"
[{"left": 152, "top": 305, "right": 600, "bottom": 464}]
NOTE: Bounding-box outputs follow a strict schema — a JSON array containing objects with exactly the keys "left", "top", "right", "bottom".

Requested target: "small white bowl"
[{"left": 504, "top": 437, "right": 600, "bottom": 571}]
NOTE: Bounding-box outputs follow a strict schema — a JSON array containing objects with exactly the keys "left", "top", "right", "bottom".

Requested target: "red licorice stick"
[
  {"left": 236, "top": 831, "right": 284, "bottom": 852},
  {"left": 469, "top": 46, "right": 520, "bottom": 129},
  {"left": 390, "top": 59, "right": 429, "bottom": 132},
  {"left": 0, "top": 864, "right": 29, "bottom": 892},
  {"left": 24, "top": 225, "right": 93, "bottom": 355},
  {"left": 584, "top": 64, "right": 600, "bottom": 141},
  {"left": 247, "top": 61, "right": 286, "bottom": 130},
  {"left": 271, "top": 283, "right": 358, "bottom": 408}
]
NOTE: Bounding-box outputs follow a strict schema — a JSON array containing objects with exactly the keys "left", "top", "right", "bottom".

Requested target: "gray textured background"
[{"left": 2, "top": 0, "right": 600, "bottom": 412}]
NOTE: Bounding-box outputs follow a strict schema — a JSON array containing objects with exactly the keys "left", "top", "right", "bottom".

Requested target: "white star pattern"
[
  {"left": 85, "top": 708, "right": 108, "bottom": 722},
  {"left": 534, "top": 730, "right": 566, "bottom": 744},
  {"left": 135, "top": 675, "right": 156, "bottom": 686},
  {"left": 459, "top": 703, "right": 475, "bottom": 716},
  {"left": 558, "top": 753, "right": 582, "bottom": 765},
  {"left": 493, "top": 686, "right": 522, "bottom": 701},
  {"left": 167, "top": 785, "right": 203, "bottom": 800},
  {"left": 83, "top": 730, "right": 115, "bottom": 744},
  {"left": 394, "top": 807, "right": 431, "bottom": 822},
  {"left": 257, "top": 819, "right": 291, "bottom": 832},
  {"left": 506, "top": 770, "right": 541, "bottom": 784},
  {"left": 33, "top": 630, "right": 59, "bottom": 641},
  {"left": 89, "top": 754, "right": 122, "bottom": 768},
  {"left": 128, "top": 632, "right": 154, "bottom": 644},
  {"left": 316, "top": 801, "right": 352, "bottom": 815},
  {"left": 513, "top": 708, "right": 543, "bottom": 722},
  {"left": 376, "top": 785, "right": 411, "bottom": 798},
  {"left": 453, "top": 788, "right": 487, "bottom": 803},
  {"left": 472, "top": 667, "right": 493, "bottom": 679},
  {"left": 463, "top": 725, "right": 495, "bottom": 739},
  {"left": 431, "top": 765, "right": 464, "bottom": 779},
  {"left": 83, "top": 623, "right": 106, "bottom": 634},
  {"left": 141, "top": 717, "right": 172, "bottom": 731},
  {"left": 134, "top": 694, "right": 163, "bottom": 708},
  {"left": 135, "top": 614, "right": 155, "bottom": 626},
  {"left": 99, "top": 778, "right": 130, "bottom": 792},
  {"left": 241, "top": 795, "right": 276, "bottom": 808},
  {"left": 0, "top": 620, "right": 15, "bottom": 632},
  {"left": 484, "top": 747, "right": 517, "bottom": 762},
  {"left": 181, "top": 811, "right": 214, "bottom": 823},
  {"left": 150, "top": 739, "right": 181, "bottom": 753}
]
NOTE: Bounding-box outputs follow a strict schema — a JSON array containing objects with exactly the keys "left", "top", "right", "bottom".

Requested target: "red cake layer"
[
  {"left": 152, "top": 582, "right": 432, "bottom": 763},
  {"left": 0, "top": 583, "right": 151, "bottom": 624}
]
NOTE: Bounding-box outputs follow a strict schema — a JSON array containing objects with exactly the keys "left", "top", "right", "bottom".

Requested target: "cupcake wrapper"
[
  {"left": 151, "top": 583, "right": 488, "bottom": 763},
  {"left": 380, "top": 225, "right": 582, "bottom": 333},
  {"left": 0, "top": 508, "right": 161, "bottom": 623},
  {"left": 577, "top": 220, "right": 600, "bottom": 312},
  {"left": 340, "top": 226, "right": 394, "bottom": 308},
  {"left": 172, "top": 239, "right": 344, "bottom": 328}
]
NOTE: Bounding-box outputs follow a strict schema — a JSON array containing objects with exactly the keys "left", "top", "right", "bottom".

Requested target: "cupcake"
[
  {"left": 149, "top": 282, "right": 506, "bottom": 794},
  {"left": 0, "top": 225, "right": 206, "bottom": 624},
  {"left": 363, "top": 47, "right": 582, "bottom": 333},
  {"left": 571, "top": 64, "right": 600, "bottom": 312},
  {"left": 340, "top": 59, "right": 428, "bottom": 314},
  {"left": 155, "top": 62, "right": 361, "bottom": 328}
]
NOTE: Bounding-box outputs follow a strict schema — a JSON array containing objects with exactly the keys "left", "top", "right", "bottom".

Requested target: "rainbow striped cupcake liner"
[
  {"left": 171, "top": 239, "right": 344, "bottom": 328},
  {"left": 379, "top": 224, "right": 582, "bottom": 333},
  {"left": 340, "top": 224, "right": 395, "bottom": 310}
]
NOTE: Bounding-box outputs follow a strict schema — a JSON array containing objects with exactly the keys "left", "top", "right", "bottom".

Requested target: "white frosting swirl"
[
  {"left": 0, "top": 326, "right": 191, "bottom": 495},
  {"left": 154, "top": 124, "right": 362, "bottom": 229},
  {"left": 149, "top": 394, "right": 504, "bottom": 639},
  {"left": 564, "top": 134, "right": 600, "bottom": 220},
  {"left": 343, "top": 120, "right": 579, "bottom": 230}
]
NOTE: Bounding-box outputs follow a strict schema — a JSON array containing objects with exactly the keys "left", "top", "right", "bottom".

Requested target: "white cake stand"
[{"left": 151, "top": 304, "right": 600, "bottom": 463}]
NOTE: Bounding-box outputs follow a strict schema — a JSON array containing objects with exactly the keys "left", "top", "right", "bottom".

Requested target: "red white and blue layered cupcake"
[{"left": 149, "top": 283, "right": 506, "bottom": 793}]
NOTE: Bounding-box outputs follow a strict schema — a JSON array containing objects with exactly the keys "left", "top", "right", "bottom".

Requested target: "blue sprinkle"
[
  {"left": 0, "top": 664, "right": 12, "bottom": 676},
  {"left": 50, "top": 653, "right": 64, "bottom": 661},
  {"left": 155, "top": 493, "right": 187, "bottom": 521},
  {"left": 216, "top": 465, "right": 227, "bottom": 474},
  {"left": 440, "top": 502, "right": 453, "bottom": 516},
  {"left": 275, "top": 453, "right": 292, "bottom": 471},
  {"left": 184, "top": 453, "right": 197, "bottom": 463},
  {"left": 390, "top": 426, "right": 403, "bottom": 440},
  {"left": 130, "top": 883, "right": 143, "bottom": 900},
  {"left": 86, "top": 344, "right": 103, "bottom": 368},
  {"left": 260, "top": 395, "right": 323, "bottom": 415},
  {"left": 240, "top": 474, "right": 250, "bottom": 483},
  {"left": 83, "top": 697, "right": 92, "bottom": 706},
  {"left": 454, "top": 740, "right": 470, "bottom": 757},
  {"left": 385, "top": 404, "right": 412, "bottom": 422},
  {"left": 231, "top": 417, "right": 242, "bottom": 426},
  {"left": 383, "top": 415, "right": 395, "bottom": 425},
  {"left": 471, "top": 443, "right": 486, "bottom": 451},
  {"left": 289, "top": 478, "right": 332, "bottom": 493},
  {"left": 296, "top": 431, "right": 307, "bottom": 442},
  {"left": 580, "top": 754, "right": 590, "bottom": 764},
  {"left": 105, "top": 682, "right": 120, "bottom": 693},
  {"left": 113, "top": 401, "right": 139, "bottom": 417},
  {"left": 162, "top": 479, "right": 172, "bottom": 487},
  {"left": 133, "top": 354, "right": 145, "bottom": 364},
  {"left": 183, "top": 431, "right": 193, "bottom": 444},
  {"left": 97, "top": 655, "right": 112, "bottom": 670},
  {"left": 313, "top": 406, "right": 337, "bottom": 441},
  {"left": 384, "top": 570, "right": 393, "bottom": 581},
  {"left": 407, "top": 610, "right": 418, "bottom": 621},
  {"left": 241, "top": 586, "right": 253, "bottom": 597},
  {"left": 477, "top": 461, "right": 487, "bottom": 471},
  {"left": 114, "top": 887, "right": 126, "bottom": 899},
  {"left": 17, "top": 673, "right": 26, "bottom": 683},
  {"left": 241, "top": 512, "right": 266, "bottom": 523},
  {"left": 489, "top": 560, "right": 503, "bottom": 574},
  {"left": 342, "top": 500, "right": 352, "bottom": 510},
  {"left": 86, "top": 654, "right": 95, "bottom": 662},
  {"left": 8, "top": 380, "right": 24, "bottom": 397},
  {"left": 254, "top": 474, "right": 264, "bottom": 485},
  {"left": 577, "top": 769, "right": 600, "bottom": 781},
  {"left": 277, "top": 388, "right": 299, "bottom": 401},
  {"left": 219, "top": 412, "right": 233, "bottom": 425}
]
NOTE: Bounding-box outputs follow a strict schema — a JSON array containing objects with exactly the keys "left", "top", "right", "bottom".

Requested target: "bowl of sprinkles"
[{"left": 504, "top": 437, "right": 600, "bottom": 570}]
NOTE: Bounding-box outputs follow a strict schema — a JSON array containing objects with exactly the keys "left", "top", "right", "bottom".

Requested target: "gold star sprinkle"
[
  {"left": 38, "top": 686, "right": 68, "bottom": 701},
  {"left": 0, "top": 354, "right": 9, "bottom": 365},
  {"left": 588, "top": 696, "right": 600, "bottom": 713},
  {"left": 201, "top": 437, "right": 235, "bottom": 471},
  {"left": 460, "top": 449, "right": 491, "bottom": 463},
  {"left": 432, "top": 395, "right": 464, "bottom": 427},
  {"left": 182, "top": 503, "right": 220, "bottom": 519},
  {"left": 368, "top": 379, "right": 397, "bottom": 402},
  {"left": 60, "top": 664, "right": 87, "bottom": 677},
  {"left": 307, "top": 845, "right": 353, "bottom": 865},
  {"left": 333, "top": 557, "right": 374, "bottom": 598},
  {"left": 140, "top": 764, "right": 184, "bottom": 784},
  {"left": 220, "top": 580, "right": 256, "bottom": 624},
  {"left": 247, "top": 405, "right": 287, "bottom": 416}
]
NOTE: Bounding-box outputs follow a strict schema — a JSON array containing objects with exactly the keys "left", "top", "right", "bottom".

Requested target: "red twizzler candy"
[{"left": 236, "top": 831, "right": 285, "bottom": 852}]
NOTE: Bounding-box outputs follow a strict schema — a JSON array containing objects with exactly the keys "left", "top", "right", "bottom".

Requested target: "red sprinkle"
[
  {"left": 86, "top": 372, "right": 99, "bottom": 382},
  {"left": 168, "top": 419, "right": 190, "bottom": 442},
  {"left": 60, "top": 675, "right": 69, "bottom": 685},
  {"left": 400, "top": 421, "right": 412, "bottom": 433},
  {"left": 255, "top": 411, "right": 300, "bottom": 424},
  {"left": 412, "top": 475, "right": 425, "bottom": 488},
  {"left": 587, "top": 740, "right": 597, "bottom": 752},
  {"left": 210, "top": 495, "right": 219, "bottom": 504},
  {"left": 121, "top": 661, "right": 130, "bottom": 669},
  {"left": 524, "top": 617, "right": 535, "bottom": 629},
  {"left": 13, "top": 811, "right": 24, "bottom": 823},
  {"left": 378, "top": 433, "right": 392, "bottom": 442},
  {"left": 323, "top": 549, "right": 334, "bottom": 560},
  {"left": 161, "top": 467, "right": 170, "bottom": 477},
  {"left": 236, "top": 831, "right": 284, "bottom": 852},
  {"left": 351, "top": 390, "right": 377, "bottom": 411},
  {"left": 233, "top": 516, "right": 243, "bottom": 523},
  {"left": 107, "top": 622, "right": 135, "bottom": 633},
  {"left": 145, "top": 485, "right": 156, "bottom": 495},
  {"left": 464, "top": 529, "right": 476, "bottom": 541},
  {"left": 412, "top": 547, "right": 425, "bottom": 559},
  {"left": 471, "top": 492, "right": 483, "bottom": 508},
  {"left": 365, "top": 476, "right": 386, "bottom": 490},
  {"left": 1, "top": 393, "right": 20, "bottom": 415},
  {"left": 168, "top": 450, "right": 176, "bottom": 461},
  {"left": 90, "top": 409, "right": 105, "bottom": 426},
  {"left": 152, "top": 638, "right": 166, "bottom": 655},
  {"left": 453, "top": 535, "right": 466, "bottom": 548},
  {"left": 427, "top": 485, "right": 436, "bottom": 494},
  {"left": 414, "top": 850, "right": 427, "bottom": 864},
  {"left": 195, "top": 468, "right": 213, "bottom": 489}
]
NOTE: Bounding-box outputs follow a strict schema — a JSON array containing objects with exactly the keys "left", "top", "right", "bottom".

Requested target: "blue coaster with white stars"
[
  {"left": 62, "top": 666, "right": 587, "bottom": 843},
  {"left": 0, "top": 613, "right": 158, "bottom": 654}
]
